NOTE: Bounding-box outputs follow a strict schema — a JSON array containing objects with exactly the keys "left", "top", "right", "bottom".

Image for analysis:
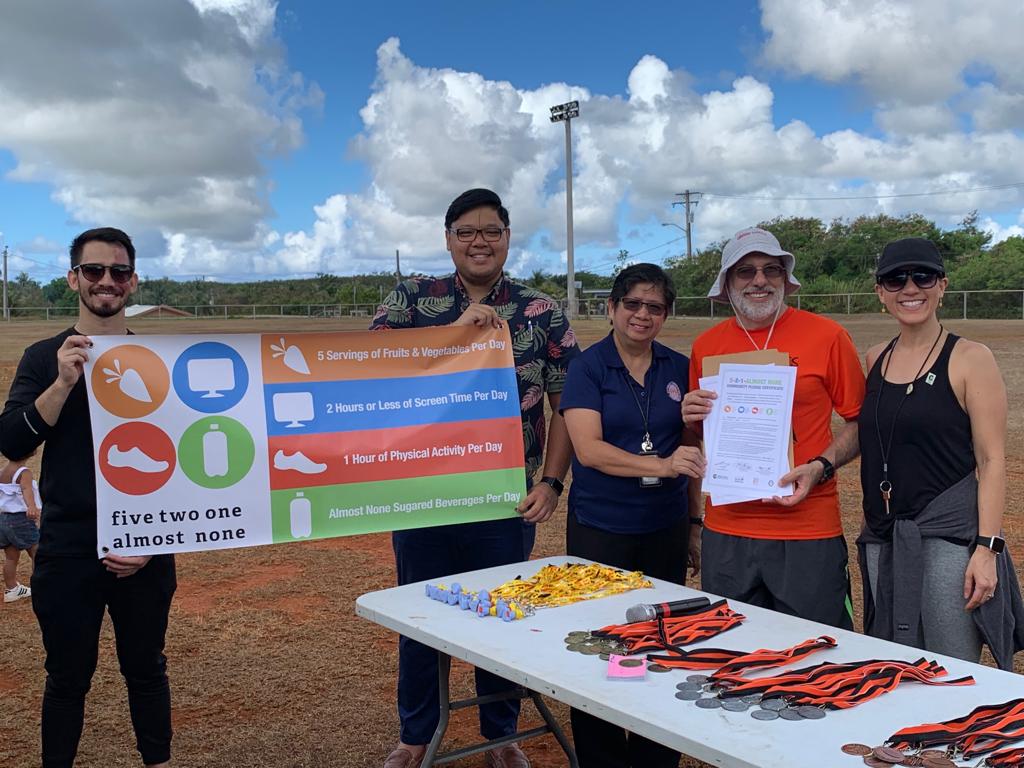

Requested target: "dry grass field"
[{"left": 0, "top": 314, "right": 1020, "bottom": 768}]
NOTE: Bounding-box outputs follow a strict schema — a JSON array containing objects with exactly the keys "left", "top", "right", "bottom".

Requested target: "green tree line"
[{"left": 6, "top": 213, "right": 1023, "bottom": 316}]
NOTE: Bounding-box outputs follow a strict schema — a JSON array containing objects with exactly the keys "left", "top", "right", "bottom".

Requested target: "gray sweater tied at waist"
[{"left": 857, "top": 472, "right": 1024, "bottom": 670}]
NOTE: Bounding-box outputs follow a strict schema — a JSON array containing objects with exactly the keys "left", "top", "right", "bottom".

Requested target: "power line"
[
  {"left": 583, "top": 236, "right": 686, "bottom": 272},
  {"left": 629, "top": 235, "right": 685, "bottom": 258},
  {"left": 702, "top": 182, "right": 1024, "bottom": 202}
]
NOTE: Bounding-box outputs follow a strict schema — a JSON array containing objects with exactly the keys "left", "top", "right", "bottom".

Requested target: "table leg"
[
  {"left": 419, "top": 651, "right": 579, "bottom": 768},
  {"left": 529, "top": 690, "right": 579, "bottom": 768},
  {"left": 420, "top": 653, "right": 452, "bottom": 767}
]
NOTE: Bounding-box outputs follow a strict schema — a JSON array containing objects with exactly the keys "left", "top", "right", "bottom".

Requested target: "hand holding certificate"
[{"left": 699, "top": 363, "right": 797, "bottom": 506}]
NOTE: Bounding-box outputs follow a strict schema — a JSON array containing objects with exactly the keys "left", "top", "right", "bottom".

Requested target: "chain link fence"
[{"left": 3, "top": 290, "right": 1023, "bottom": 321}]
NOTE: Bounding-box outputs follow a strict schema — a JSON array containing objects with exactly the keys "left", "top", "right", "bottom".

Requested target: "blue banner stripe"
[{"left": 263, "top": 367, "right": 520, "bottom": 436}]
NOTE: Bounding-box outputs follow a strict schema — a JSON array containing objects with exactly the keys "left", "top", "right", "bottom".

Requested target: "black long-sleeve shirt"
[{"left": 0, "top": 327, "right": 98, "bottom": 556}]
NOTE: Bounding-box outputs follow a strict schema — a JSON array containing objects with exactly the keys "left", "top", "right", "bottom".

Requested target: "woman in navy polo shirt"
[{"left": 560, "top": 262, "right": 704, "bottom": 768}]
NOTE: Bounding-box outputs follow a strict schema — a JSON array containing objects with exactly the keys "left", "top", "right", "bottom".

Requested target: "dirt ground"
[{"left": 0, "top": 314, "right": 1021, "bottom": 768}]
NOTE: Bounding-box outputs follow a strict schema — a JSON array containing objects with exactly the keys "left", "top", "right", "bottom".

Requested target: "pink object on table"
[{"left": 606, "top": 654, "right": 647, "bottom": 681}]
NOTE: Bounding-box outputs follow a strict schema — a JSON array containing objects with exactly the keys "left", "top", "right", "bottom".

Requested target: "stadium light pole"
[{"left": 550, "top": 100, "right": 579, "bottom": 319}]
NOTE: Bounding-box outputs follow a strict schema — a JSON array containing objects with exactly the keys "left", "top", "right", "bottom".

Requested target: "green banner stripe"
[{"left": 270, "top": 468, "right": 526, "bottom": 542}]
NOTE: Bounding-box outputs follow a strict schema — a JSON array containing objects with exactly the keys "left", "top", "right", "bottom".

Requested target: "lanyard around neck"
[{"left": 622, "top": 368, "right": 653, "bottom": 451}]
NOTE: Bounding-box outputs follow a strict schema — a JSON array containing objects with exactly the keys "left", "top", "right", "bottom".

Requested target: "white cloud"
[
  {"left": 981, "top": 212, "right": 1024, "bottom": 245},
  {"left": 2, "top": 4, "right": 1022, "bottom": 280},
  {"left": 274, "top": 36, "right": 1022, "bottom": 273},
  {"left": 761, "top": 0, "right": 1024, "bottom": 101},
  {"left": 0, "top": 0, "right": 318, "bottom": 245},
  {"left": 16, "top": 236, "right": 63, "bottom": 254},
  {"left": 760, "top": 0, "right": 1024, "bottom": 137}
]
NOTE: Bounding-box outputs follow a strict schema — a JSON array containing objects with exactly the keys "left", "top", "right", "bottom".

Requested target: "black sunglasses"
[
  {"left": 877, "top": 269, "right": 943, "bottom": 292},
  {"left": 74, "top": 263, "right": 135, "bottom": 284},
  {"left": 618, "top": 298, "right": 667, "bottom": 316}
]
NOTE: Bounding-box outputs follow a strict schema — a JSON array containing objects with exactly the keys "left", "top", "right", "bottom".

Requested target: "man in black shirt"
[{"left": 0, "top": 227, "right": 176, "bottom": 768}]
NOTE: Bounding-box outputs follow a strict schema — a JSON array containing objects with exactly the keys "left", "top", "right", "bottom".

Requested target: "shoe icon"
[
  {"left": 108, "top": 445, "right": 170, "bottom": 474},
  {"left": 273, "top": 449, "right": 327, "bottom": 474}
]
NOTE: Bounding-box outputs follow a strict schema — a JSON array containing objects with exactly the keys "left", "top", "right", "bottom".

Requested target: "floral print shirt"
[{"left": 370, "top": 272, "right": 579, "bottom": 481}]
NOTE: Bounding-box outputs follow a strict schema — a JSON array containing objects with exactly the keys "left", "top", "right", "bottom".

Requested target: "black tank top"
[{"left": 858, "top": 333, "right": 975, "bottom": 539}]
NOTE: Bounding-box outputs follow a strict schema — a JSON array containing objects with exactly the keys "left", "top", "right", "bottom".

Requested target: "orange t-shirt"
[{"left": 688, "top": 307, "right": 865, "bottom": 539}]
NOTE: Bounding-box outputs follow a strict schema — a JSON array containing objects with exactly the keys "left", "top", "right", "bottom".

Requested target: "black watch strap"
[
  {"left": 810, "top": 455, "right": 835, "bottom": 484},
  {"left": 540, "top": 476, "right": 564, "bottom": 496},
  {"left": 975, "top": 535, "right": 1006, "bottom": 554}
]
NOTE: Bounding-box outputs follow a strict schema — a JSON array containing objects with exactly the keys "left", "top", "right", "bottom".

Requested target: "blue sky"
[{"left": 0, "top": 0, "right": 1021, "bottom": 284}]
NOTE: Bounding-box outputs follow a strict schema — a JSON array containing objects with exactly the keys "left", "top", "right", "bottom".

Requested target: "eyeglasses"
[
  {"left": 732, "top": 264, "right": 786, "bottom": 282},
  {"left": 73, "top": 263, "right": 135, "bottom": 284},
  {"left": 618, "top": 298, "right": 667, "bottom": 317},
  {"left": 877, "top": 269, "right": 943, "bottom": 292},
  {"left": 448, "top": 226, "right": 508, "bottom": 243}
]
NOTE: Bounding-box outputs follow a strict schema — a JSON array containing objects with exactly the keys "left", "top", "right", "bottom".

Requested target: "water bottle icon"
[
  {"left": 203, "top": 424, "right": 228, "bottom": 477},
  {"left": 290, "top": 492, "right": 311, "bottom": 539}
]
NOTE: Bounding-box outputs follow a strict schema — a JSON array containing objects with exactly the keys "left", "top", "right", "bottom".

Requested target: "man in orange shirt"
[{"left": 683, "top": 227, "right": 865, "bottom": 628}]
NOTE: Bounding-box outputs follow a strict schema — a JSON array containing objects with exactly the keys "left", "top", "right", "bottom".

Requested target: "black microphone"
[{"left": 624, "top": 596, "right": 712, "bottom": 623}]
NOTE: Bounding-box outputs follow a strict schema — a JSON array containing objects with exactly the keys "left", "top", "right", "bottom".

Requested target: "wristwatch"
[
  {"left": 975, "top": 535, "right": 1006, "bottom": 555},
  {"left": 539, "top": 476, "right": 564, "bottom": 497},
  {"left": 689, "top": 516, "right": 704, "bottom": 527},
  {"left": 810, "top": 456, "right": 835, "bottom": 484}
]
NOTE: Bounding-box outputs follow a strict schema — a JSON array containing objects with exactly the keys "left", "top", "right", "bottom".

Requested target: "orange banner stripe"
[{"left": 262, "top": 325, "right": 514, "bottom": 383}]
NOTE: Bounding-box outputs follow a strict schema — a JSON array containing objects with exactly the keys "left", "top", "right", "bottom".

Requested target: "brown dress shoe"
[
  {"left": 485, "top": 743, "right": 531, "bottom": 768},
  {"left": 383, "top": 746, "right": 422, "bottom": 768}
]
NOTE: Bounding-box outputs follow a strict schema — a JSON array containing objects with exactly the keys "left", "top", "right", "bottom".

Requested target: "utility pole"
[
  {"left": 395, "top": 249, "right": 402, "bottom": 283},
  {"left": 2, "top": 245, "right": 8, "bottom": 321},
  {"left": 550, "top": 100, "right": 580, "bottom": 319},
  {"left": 672, "top": 190, "right": 702, "bottom": 259}
]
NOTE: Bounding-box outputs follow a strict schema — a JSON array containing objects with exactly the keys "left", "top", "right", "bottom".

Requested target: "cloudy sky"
[{"left": 0, "top": 0, "right": 1022, "bottom": 282}]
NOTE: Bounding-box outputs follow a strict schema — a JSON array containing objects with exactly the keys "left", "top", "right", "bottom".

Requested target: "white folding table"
[{"left": 356, "top": 555, "right": 1024, "bottom": 767}]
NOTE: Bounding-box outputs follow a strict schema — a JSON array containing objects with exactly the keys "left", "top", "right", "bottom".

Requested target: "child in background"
[{"left": 1, "top": 452, "right": 41, "bottom": 603}]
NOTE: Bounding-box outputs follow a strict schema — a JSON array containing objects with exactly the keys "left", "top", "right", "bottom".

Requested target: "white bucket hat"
[{"left": 707, "top": 227, "right": 802, "bottom": 303}]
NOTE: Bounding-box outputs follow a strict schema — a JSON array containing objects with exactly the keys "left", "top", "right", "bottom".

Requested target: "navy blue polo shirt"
[{"left": 559, "top": 333, "right": 691, "bottom": 534}]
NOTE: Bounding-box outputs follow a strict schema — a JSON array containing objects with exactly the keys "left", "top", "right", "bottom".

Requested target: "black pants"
[
  {"left": 566, "top": 512, "right": 689, "bottom": 768},
  {"left": 32, "top": 553, "right": 177, "bottom": 767},
  {"left": 393, "top": 517, "right": 529, "bottom": 743},
  {"left": 701, "top": 529, "right": 854, "bottom": 630}
]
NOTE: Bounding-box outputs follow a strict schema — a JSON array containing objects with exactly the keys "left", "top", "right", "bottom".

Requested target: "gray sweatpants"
[{"left": 864, "top": 538, "right": 982, "bottom": 662}]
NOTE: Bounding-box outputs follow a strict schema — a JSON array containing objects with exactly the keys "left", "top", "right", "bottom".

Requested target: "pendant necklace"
[{"left": 873, "top": 324, "right": 944, "bottom": 515}]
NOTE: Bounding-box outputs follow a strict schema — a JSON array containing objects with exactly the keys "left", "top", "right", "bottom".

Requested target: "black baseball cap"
[{"left": 876, "top": 237, "right": 945, "bottom": 276}]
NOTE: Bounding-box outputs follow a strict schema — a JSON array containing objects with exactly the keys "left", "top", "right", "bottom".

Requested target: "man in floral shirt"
[{"left": 371, "top": 188, "right": 578, "bottom": 768}]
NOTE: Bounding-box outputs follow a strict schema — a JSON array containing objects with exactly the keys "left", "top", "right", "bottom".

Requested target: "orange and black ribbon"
[
  {"left": 708, "top": 636, "right": 837, "bottom": 687},
  {"left": 593, "top": 600, "right": 745, "bottom": 655},
  {"left": 719, "top": 657, "right": 974, "bottom": 709},
  {"left": 889, "top": 698, "right": 1024, "bottom": 755},
  {"left": 987, "top": 746, "right": 1024, "bottom": 767},
  {"left": 643, "top": 645, "right": 747, "bottom": 670}
]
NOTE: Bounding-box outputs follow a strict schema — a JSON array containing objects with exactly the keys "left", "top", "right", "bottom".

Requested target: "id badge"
[{"left": 639, "top": 447, "right": 662, "bottom": 488}]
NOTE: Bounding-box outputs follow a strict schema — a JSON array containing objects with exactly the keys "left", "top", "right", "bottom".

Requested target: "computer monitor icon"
[
  {"left": 187, "top": 358, "right": 235, "bottom": 398},
  {"left": 273, "top": 391, "right": 315, "bottom": 428}
]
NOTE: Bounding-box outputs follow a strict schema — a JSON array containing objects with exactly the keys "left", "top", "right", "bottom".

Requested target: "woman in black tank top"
[{"left": 856, "top": 237, "right": 1016, "bottom": 661}]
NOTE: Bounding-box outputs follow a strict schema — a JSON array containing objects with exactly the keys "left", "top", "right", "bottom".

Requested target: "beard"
[
  {"left": 79, "top": 287, "right": 129, "bottom": 318},
  {"left": 731, "top": 287, "right": 784, "bottom": 325}
]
